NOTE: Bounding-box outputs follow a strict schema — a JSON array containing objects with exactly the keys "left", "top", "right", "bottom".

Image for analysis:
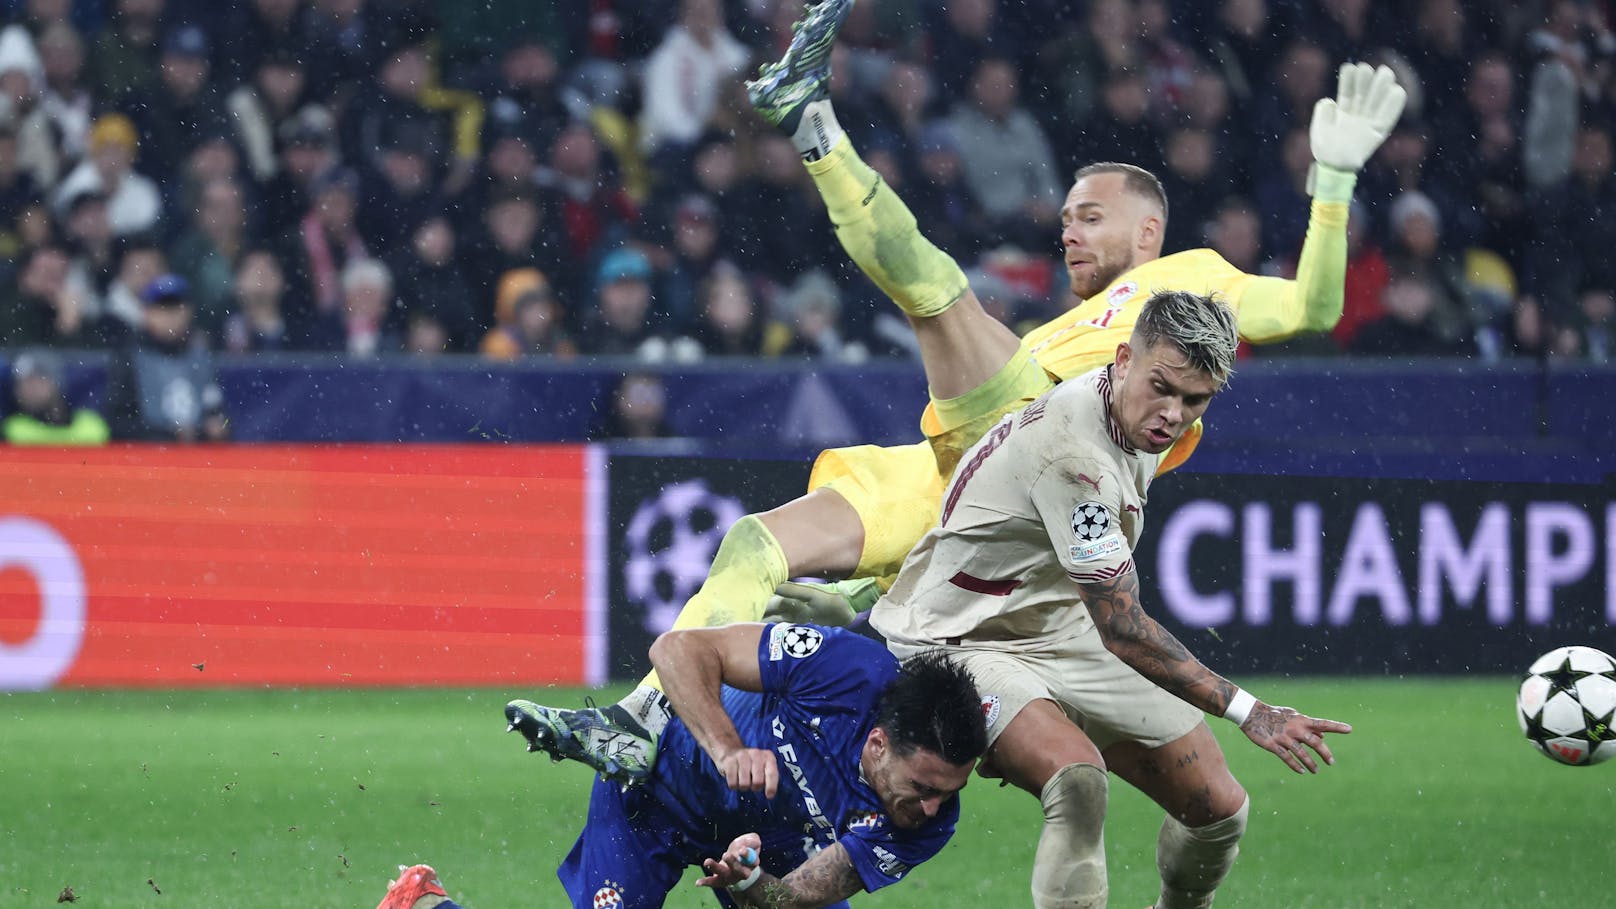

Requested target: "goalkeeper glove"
[{"left": 1308, "top": 62, "right": 1407, "bottom": 202}]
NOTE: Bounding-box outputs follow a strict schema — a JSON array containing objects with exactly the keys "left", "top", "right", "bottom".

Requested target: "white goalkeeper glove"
[{"left": 1308, "top": 62, "right": 1407, "bottom": 202}]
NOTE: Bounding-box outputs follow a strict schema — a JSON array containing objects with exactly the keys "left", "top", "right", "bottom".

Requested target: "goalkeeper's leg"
[{"left": 748, "top": 0, "right": 1021, "bottom": 401}]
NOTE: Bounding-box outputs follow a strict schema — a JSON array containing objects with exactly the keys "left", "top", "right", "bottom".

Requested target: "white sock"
[
  {"left": 791, "top": 98, "right": 846, "bottom": 162},
  {"left": 618, "top": 684, "right": 673, "bottom": 737}
]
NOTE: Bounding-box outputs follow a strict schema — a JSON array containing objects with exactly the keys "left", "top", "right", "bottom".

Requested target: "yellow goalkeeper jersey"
[{"left": 1023, "top": 248, "right": 1297, "bottom": 381}]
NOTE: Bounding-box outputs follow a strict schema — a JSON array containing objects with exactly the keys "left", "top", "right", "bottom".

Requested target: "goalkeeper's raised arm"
[{"left": 1234, "top": 62, "right": 1408, "bottom": 343}]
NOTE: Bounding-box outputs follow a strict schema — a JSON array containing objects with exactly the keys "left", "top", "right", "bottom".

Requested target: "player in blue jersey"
[{"left": 376, "top": 624, "right": 984, "bottom": 909}]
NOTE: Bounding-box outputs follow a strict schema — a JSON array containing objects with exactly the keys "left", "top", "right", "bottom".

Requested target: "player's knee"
[
  {"left": 1156, "top": 794, "right": 1250, "bottom": 908},
  {"left": 1031, "top": 762, "right": 1108, "bottom": 909}
]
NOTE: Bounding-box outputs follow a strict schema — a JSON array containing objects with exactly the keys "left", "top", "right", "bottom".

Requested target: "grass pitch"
[{"left": 2, "top": 678, "right": 1608, "bottom": 908}]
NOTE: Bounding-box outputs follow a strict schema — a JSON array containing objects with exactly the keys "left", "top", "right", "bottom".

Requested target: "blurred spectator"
[
  {"left": 1503, "top": 293, "right": 1583, "bottom": 360},
  {"left": 636, "top": 0, "right": 749, "bottom": 163},
  {"left": 465, "top": 188, "right": 566, "bottom": 321},
  {"left": 1252, "top": 39, "right": 1330, "bottom": 178},
  {"left": 279, "top": 165, "right": 370, "bottom": 340},
  {"left": 1066, "top": 66, "right": 1162, "bottom": 177},
  {"left": 221, "top": 249, "right": 292, "bottom": 353},
  {"left": 905, "top": 121, "right": 986, "bottom": 262},
  {"left": 655, "top": 193, "right": 724, "bottom": 332},
  {"left": 403, "top": 310, "right": 451, "bottom": 357},
  {"left": 169, "top": 177, "right": 249, "bottom": 341},
  {"left": 311, "top": 258, "right": 403, "bottom": 357},
  {"left": 926, "top": 0, "right": 1013, "bottom": 105},
  {"left": 541, "top": 121, "right": 637, "bottom": 266},
  {"left": 1136, "top": 0, "right": 1198, "bottom": 118},
  {"left": 257, "top": 105, "right": 339, "bottom": 239},
  {"left": 480, "top": 269, "right": 577, "bottom": 360},
  {"left": 389, "top": 214, "right": 480, "bottom": 352},
  {"left": 1350, "top": 272, "right": 1474, "bottom": 357},
  {"left": 766, "top": 268, "right": 862, "bottom": 361},
  {"left": 1252, "top": 127, "right": 1312, "bottom": 260},
  {"left": 1159, "top": 127, "right": 1228, "bottom": 255},
  {"left": 54, "top": 113, "right": 163, "bottom": 237},
  {"left": 103, "top": 273, "right": 231, "bottom": 442},
  {"left": 687, "top": 261, "right": 764, "bottom": 357},
  {"left": 1525, "top": 125, "right": 1616, "bottom": 326},
  {"left": 219, "top": 0, "right": 331, "bottom": 95},
  {"left": 59, "top": 188, "right": 114, "bottom": 308},
  {"left": 102, "top": 235, "right": 166, "bottom": 333},
  {"left": 592, "top": 372, "right": 674, "bottom": 440},
  {"left": 863, "top": 59, "right": 937, "bottom": 154},
  {"left": 1435, "top": 52, "right": 1525, "bottom": 258},
  {"left": 1198, "top": 0, "right": 1287, "bottom": 105},
  {"left": 0, "top": 24, "right": 61, "bottom": 190},
  {"left": 35, "top": 22, "right": 91, "bottom": 164},
  {"left": 0, "top": 244, "right": 93, "bottom": 346},
  {"left": 227, "top": 49, "right": 314, "bottom": 185},
  {"left": 360, "top": 123, "right": 443, "bottom": 250},
  {"left": 342, "top": 39, "right": 461, "bottom": 192},
  {"left": 483, "top": 35, "right": 571, "bottom": 159},
  {"left": 91, "top": 0, "right": 165, "bottom": 107},
  {"left": 1384, "top": 190, "right": 1472, "bottom": 343},
  {"left": 1523, "top": 0, "right": 1615, "bottom": 189},
  {"left": 948, "top": 55, "right": 1063, "bottom": 252},
  {"left": 1310, "top": 0, "right": 1394, "bottom": 63},
  {"left": 1204, "top": 197, "right": 1266, "bottom": 276},
  {"left": 0, "top": 123, "right": 42, "bottom": 261},
  {"left": 3, "top": 349, "right": 109, "bottom": 445},
  {"left": 128, "top": 25, "right": 232, "bottom": 189},
  {"left": 578, "top": 247, "right": 663, "bottom": 357},
  {"left": 1401, "top": 0, "right": 1481, "bottom": 118}
]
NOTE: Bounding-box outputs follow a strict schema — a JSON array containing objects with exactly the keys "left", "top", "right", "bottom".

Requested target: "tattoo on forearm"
[
  {"left": 739, "top": 844, "right": 861, "bottom": 908},
  {"left": 1079, "top": 570, "right": 1238, "bottom": 714}
]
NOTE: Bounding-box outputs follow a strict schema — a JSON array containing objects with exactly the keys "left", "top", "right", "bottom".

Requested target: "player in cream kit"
[{"left": 872, "top": 289, "right": 1351, "bottom": 909}]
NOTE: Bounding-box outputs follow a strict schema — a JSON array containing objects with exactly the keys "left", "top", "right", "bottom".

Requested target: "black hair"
[{"left": 875, "top": 651, "right": 986, "bottom": 766}]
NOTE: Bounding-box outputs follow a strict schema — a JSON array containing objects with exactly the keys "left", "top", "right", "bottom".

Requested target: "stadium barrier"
[{"left": 0, "top": 445, "right": 606, "bottom": 689}]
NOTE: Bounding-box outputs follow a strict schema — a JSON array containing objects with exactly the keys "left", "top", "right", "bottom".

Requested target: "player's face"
[
  {"left": 864, "top": 729, "right": 973, "bottom": 829},
  {"left": 1059, "top": 173, "right": 1155, "bottom": 301},
  {"left": 1111, "top": 339, "right": 1219, "bottom": 454}
]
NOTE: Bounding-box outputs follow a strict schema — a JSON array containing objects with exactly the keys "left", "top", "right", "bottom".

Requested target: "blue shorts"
[{"left": 557, "top": 776, "right": 851, "bottom": 909}]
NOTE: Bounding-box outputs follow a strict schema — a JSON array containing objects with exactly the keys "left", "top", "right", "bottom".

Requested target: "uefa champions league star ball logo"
[
  {"left": 623, "top": 480, "right": 746, "bottom": 634},
  {"left": 1071, "top": 501, "right": 1110, "bottom": 541},
  {"left": 781, "top": 625, "right": 824, "bottom": 658}
]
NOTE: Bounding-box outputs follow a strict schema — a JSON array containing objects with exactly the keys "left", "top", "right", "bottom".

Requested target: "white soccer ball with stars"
[{"left": 1516, "top": 645, "right": 1616, "bottom": 766}]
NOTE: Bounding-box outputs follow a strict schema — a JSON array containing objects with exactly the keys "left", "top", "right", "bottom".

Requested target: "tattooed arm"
[
  {"left": 698, "top": 836, "right": 863, "bottom": 909},
  {"left": 1076, "top": 569, "right": 1353, "bottom": 773}
]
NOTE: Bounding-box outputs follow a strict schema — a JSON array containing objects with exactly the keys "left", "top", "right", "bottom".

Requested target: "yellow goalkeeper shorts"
[{"left": 808, "top": 345, "right": 1057, "bottom": 579}]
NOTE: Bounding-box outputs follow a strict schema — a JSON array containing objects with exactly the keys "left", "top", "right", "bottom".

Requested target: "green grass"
[{"left": 1, "top": 678, "right": 1609, "bottom": 908}]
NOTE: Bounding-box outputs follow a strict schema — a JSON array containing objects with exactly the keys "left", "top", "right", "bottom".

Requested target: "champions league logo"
[
  {"left": 622, "top": 480, "right": 746, "bottom": 634},
  {"left": 1072, "top": 501, "right": 1111, "bottom": 541}
]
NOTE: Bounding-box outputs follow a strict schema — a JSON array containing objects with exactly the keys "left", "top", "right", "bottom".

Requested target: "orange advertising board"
[{"left": 0, "top": 445, "right": 603, "bottom": 689}]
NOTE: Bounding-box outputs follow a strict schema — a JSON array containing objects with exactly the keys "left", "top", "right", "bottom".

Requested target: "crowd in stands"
[{"left": 0, "top": 0, "right": 1613, "bottom": 440}]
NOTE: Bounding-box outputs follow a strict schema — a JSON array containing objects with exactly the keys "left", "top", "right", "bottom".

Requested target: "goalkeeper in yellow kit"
[{"left": 505, "top": 0, "right": 1406, "bottom": 790}]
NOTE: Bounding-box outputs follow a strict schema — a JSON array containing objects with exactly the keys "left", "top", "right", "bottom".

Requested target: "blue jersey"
[{"left": 558, "top": 624, "right": 961, "bottom": 909}]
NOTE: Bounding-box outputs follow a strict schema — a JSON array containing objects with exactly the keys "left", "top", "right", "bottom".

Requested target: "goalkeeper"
[{"left": 509, "top": 0, "right": 1404, "bottom": 792}]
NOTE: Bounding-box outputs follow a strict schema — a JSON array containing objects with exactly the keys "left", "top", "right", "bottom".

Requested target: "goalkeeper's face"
[{"left": 1060, "top": 173, "right": 1158, "bottom": 300}]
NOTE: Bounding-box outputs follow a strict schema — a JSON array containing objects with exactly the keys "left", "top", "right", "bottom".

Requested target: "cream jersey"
[{"left": 872, "top": 366, "right": 1156, "bottom": 648}]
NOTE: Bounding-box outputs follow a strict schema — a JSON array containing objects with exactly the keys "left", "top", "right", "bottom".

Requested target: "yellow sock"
[
  {"left": 638, "top": 515, "right": 790, "bottom": 691},
  {"left": 805, "top": 139, "right": 968, "bottom": 318}
]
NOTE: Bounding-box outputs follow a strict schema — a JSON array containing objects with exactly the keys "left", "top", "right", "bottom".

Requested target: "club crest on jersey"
[
  {"left": 779, "top": 625, "right": 823, "bottom": 658},
  {"left": 1071, "top": 502, "right": 1111, "bottom": 541},
  {"left": 1106, "top": 281, "right": 1138, "bottom": 306},
  {"left": 846, "top": 810, "right": 882, "bottom": 833},
  {"left": 981, "top": 694, "right": 1001, "bottom": 727},
  {"left": 592, "top": 882, "right": 625, "bottom": 908}
]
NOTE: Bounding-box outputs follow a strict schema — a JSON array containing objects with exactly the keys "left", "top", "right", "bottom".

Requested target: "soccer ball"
[{"left": 1516, "top": 645, "right": 1616, "bottom": 766}]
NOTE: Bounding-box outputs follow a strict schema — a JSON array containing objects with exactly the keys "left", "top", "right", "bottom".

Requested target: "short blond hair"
[{"left": 1132, "top": 290, "right": 1237, "bottom": 388}]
